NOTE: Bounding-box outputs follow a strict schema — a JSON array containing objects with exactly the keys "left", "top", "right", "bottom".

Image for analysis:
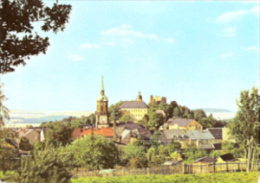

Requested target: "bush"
[{"left": 71, "top": 172, "right": 259, "bottom": 183}]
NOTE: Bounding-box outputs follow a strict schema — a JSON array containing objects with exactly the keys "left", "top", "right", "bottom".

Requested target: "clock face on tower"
[{"left": 102, "top": 118, "right": 105, "bottom": 122}]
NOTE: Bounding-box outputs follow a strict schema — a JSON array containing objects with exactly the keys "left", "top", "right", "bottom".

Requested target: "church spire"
[{"left": 101, "top": 76, "right": 104, "bottom": 91}]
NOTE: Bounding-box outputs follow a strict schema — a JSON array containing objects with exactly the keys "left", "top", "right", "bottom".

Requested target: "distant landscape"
[
  {"left": 5, "top": 108, "right": 236, "bottom": 127},
  {"left": 5, "top": 110, "right": 93, "bottom": 127}
]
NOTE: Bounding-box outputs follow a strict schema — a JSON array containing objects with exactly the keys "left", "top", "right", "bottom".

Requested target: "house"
[
  {"left": 17, "top": 128, "right": 40, "bottom": 145},
  {"left": 207, "top": 128, "right": 223, "bottom": 143},
  {"left": 162, "top": 129, "right": 189, "bottom": 147},
  {"left": 115, "top": 122, "right": 151, "bottom": 144},
  {"left": 165, "top": 118, "right": 203, "bottom": 131},
  {"left": 216, "top": 153, "right": 236, "bottom": 163},
  {"left": 193, "top": 156, "right": 216, "bottom": 165},
  {"left": 40, "top": 127, "right": 49, "bottom": 142},
  {"left": 80, "top": 127, "right": 114, "bottom": 139},
  {"left": 186, "top": 130, "right": 215, "bottom": 151},
  {"left": 120, "top": 92, "right": 148, "bottom": 121}
]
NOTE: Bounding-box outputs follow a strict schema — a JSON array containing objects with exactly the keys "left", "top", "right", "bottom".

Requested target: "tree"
[
  {"left": 173, "top": 107, "right": 181, "bottom": 118},
  {"left": 0, "top": 84, "right": 10, "bottom": 128},
  {"left": 150, "top": 132, "right": 162, "bottom": 149},
  {"left": 67, "top": 135, "right": 118, "bottom": 170},
  {"left": 123, "top": 144, "right": 147, "bottom": 168},
  {"left": 148, "top": 112, "right": 164, "bottom": 130},
  {"left": 194, "top": 109, "right": 207, "bottom": 121},
  {"left": 0, "top": 0, "right": 72, "bottom": 74},
  {"left": 108, "top": 101, "right": 122, "bottom": 122},
  {"left": 228, "top": 87, "right": 259, "bottom": 172},
  {"left": 158, "top": 103, "right": 172, "bottom": 120},
  {"left": 183, "top": 145, "right": 207, "bottom": 162},
  {"left": 44, "top": 121, "right": 73, "bottom": 147},
  {"left": 20, "top": 147, "right": 72, "bottom": 183},
  {"left": 119, "top": 115, "right": 133, "bottom": 122},
  {"left": 137, "top": 114, "right": 149, "bottom": 129},
  {"left": 19, "top": 136, "right": 33, "bottom": 151},
  {"left": 166, "top": 139, "right": 181, "bottom": 155}
]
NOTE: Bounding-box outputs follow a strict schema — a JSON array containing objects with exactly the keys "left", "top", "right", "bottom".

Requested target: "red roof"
[
  {"left": 80, "top": 128, "right": 113, "bottom": 137},
  {"left": 72, "top": 129, "right": 82, "bottom": 139}
]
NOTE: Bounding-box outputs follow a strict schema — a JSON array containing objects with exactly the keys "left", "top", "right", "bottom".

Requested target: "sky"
[{"left": 1, "top": 1, "right": 259, "bottom": 112}]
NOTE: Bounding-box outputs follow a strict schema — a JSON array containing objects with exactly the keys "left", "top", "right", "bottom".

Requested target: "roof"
[
  {"left": 208, "top": 128, "right": 223, "bottom": 139},
  {"left": 213, "top": 143, "right": 222, "bottom": 150},
  {"left": 120, "top": 101, "right": 148, "bottom": 109},
  {"left": 195, "top": 156, "right": 216, "bottom": 163},
  {"left": 116, "top": 122, "right": 151, "bottom": 140},
  {"left": 187, "top": 130, "right": 215, "bottom": 140},
  {"left": 163, "top": 160, "right": 182, "bottom": 165},
  {"left": 167, "top": 119, "right": 193, "bottom": 127},
  {"left": 81, "top": 128, "right": 113, "bottom": 137},
  {"left": 72, "top": 128, "right": 81, "bottom": 139},
  {"left": 201, "top": 144, "right": 215, "bottom": 149},
  {"left": 163, "top": 129, "right": 188, "bottom": 140},
  {"left": 219, "top": 153, "right": 236, "bottom": 161}
]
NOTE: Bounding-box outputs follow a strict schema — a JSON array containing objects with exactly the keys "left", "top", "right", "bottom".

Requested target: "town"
[
  {"left": 0, "top": 0, "right": 259, "bottom": 182},
  {"left": 0, "top": 77, "right": 259, "bottom": 182}
]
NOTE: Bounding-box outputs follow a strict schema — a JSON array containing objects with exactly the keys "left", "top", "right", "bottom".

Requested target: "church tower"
[
  {"left": 96, "top": 76, "right": 109, "bottom": 128},
  {"left": 136, "top": 91, "right": 143, "bottom": 101}
]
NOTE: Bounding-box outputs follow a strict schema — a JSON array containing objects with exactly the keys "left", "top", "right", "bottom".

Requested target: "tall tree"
[
  {"left": 228, "top": 87, "right": 259, "bottom": 172},
  {"left": 0, "top": 84, "right": 9, "bottom": 128},
  {"left": 0, "top": 0, "right": 72, "bottom": 74},
  {"left": 20, "top": 147, "right": 73, "bottom": 183}
]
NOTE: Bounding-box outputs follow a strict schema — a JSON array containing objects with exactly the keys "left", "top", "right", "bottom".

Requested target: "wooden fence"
[{"left": 72, "top": 162, "right": 260, "bottom": 178}]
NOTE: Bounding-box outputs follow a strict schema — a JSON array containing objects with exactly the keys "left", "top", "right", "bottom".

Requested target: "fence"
[{"left": 72, "top": 162, "right": 260, "bottom": 178}]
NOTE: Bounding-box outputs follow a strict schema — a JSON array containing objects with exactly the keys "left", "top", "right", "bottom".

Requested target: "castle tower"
[
  {"left": 96, "top": 76, "right": 109, "bottom": 128},
  {"left": 136, "top": 91, "right": 143, "bottom": 101}
]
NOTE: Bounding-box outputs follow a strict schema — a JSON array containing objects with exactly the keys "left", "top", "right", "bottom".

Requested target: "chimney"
[{"left": 113, "top": 120, "right": 117, "bottom": 142}]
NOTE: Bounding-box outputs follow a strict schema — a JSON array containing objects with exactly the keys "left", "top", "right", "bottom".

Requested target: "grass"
[{"left": 71, "top": 172, "right": 259, "bottom": 183}]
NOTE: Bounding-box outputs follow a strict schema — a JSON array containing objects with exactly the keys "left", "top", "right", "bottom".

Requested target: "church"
[{"left": 95, "top": 76, "right": 110, "bottom": 128}]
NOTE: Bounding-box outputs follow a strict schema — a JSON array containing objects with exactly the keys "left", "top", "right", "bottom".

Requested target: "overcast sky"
[{"left": 1, "top": 1, "right": 259, "bottom": 112}]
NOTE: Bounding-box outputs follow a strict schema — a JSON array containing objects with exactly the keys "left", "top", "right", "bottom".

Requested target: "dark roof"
[
  {"left": 120, "top": 101, "right": 148, "bottom": 109},
  {"left": 167, "top": 118, "right": 193, "bottom": 127},
  {"left": 116, "top": 122, "right": 151, "bottom": 140},
  {"left": 213, "top": 143, "right": 222, "bottom": 150},
  {"left": 219, "top": 153, "right": 236, "bottom": 161},
  {"left": 208, "top": 128, "right": 222, "bottom": 139},
  {"left": 195, "top": 156, "right": 216, "bottom": 163}
]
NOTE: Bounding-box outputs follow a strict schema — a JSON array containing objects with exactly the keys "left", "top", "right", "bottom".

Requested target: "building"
[
  {"left": 149, "top": 95, "right": 167, "bottom": 105},
  {"left": 164, "top": 118, "right": 203, "bottom": 131},
  {"left": 17, "top": 128, "right": 40, "bottom": 145},
  {"left": 115, "top": 122, "right": 151, "bottom": 144},
  {"left": 96, "top": 76, "right": 110, "bottom": 128},
  {"left": 80, "top": 127, "right": 114, "bottom": 139},
  {"left": 163, "top": 129, "right": 189, "bottom": 147},
  {"left": 216, "top": 153, "right": 236, "bottom": 163},
  {"left": 120, "top": 92, "right": 148, "bottom": 121},
  {"left": 186, "top": 130, "right": 215, "bottom": 151},
  {"left": 207, "top": 128, "right": 223, "bottom": 144}
]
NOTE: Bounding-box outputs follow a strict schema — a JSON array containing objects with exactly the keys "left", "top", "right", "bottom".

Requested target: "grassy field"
[{"left": 72, "top": 172, "right": 259, "bottom": 183}]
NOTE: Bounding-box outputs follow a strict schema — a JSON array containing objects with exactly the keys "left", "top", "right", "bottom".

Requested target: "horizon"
[{"left": 1, "top": 1, "right": 259, "bottom": 112}]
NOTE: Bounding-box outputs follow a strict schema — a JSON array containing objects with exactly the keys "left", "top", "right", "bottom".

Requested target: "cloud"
[
  {"left": 80, "top": 43, "right": 101, "bottom": 49},
  {"left": 221, "top": 51, "right": 232, "bottom": 58},
  {"left": 245, "top": 46, "right": 259, "bottom": 52},
  {"left": 221, "top": 27, "right": 237, "bottom": 37},
  {"left": 68, "top": 54, "right": 84, "bottom": 61},
  {"left": 166, "top": 38, "right": 174, "bottom": 43},
  {"left": 103, "top": 42, "right": 116, "bottom": 46},
  {"left": 215, "top": 6, "right": 259, "bottom": 24},
  {"left": 251, "top": 5, "right": 259, "bottom": 16},
  {"left": 215, "top": 10, "right": 248, "bottom": 24},
  {"left": 101, "top": 24, "right": 158, "bottom": 40}
]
